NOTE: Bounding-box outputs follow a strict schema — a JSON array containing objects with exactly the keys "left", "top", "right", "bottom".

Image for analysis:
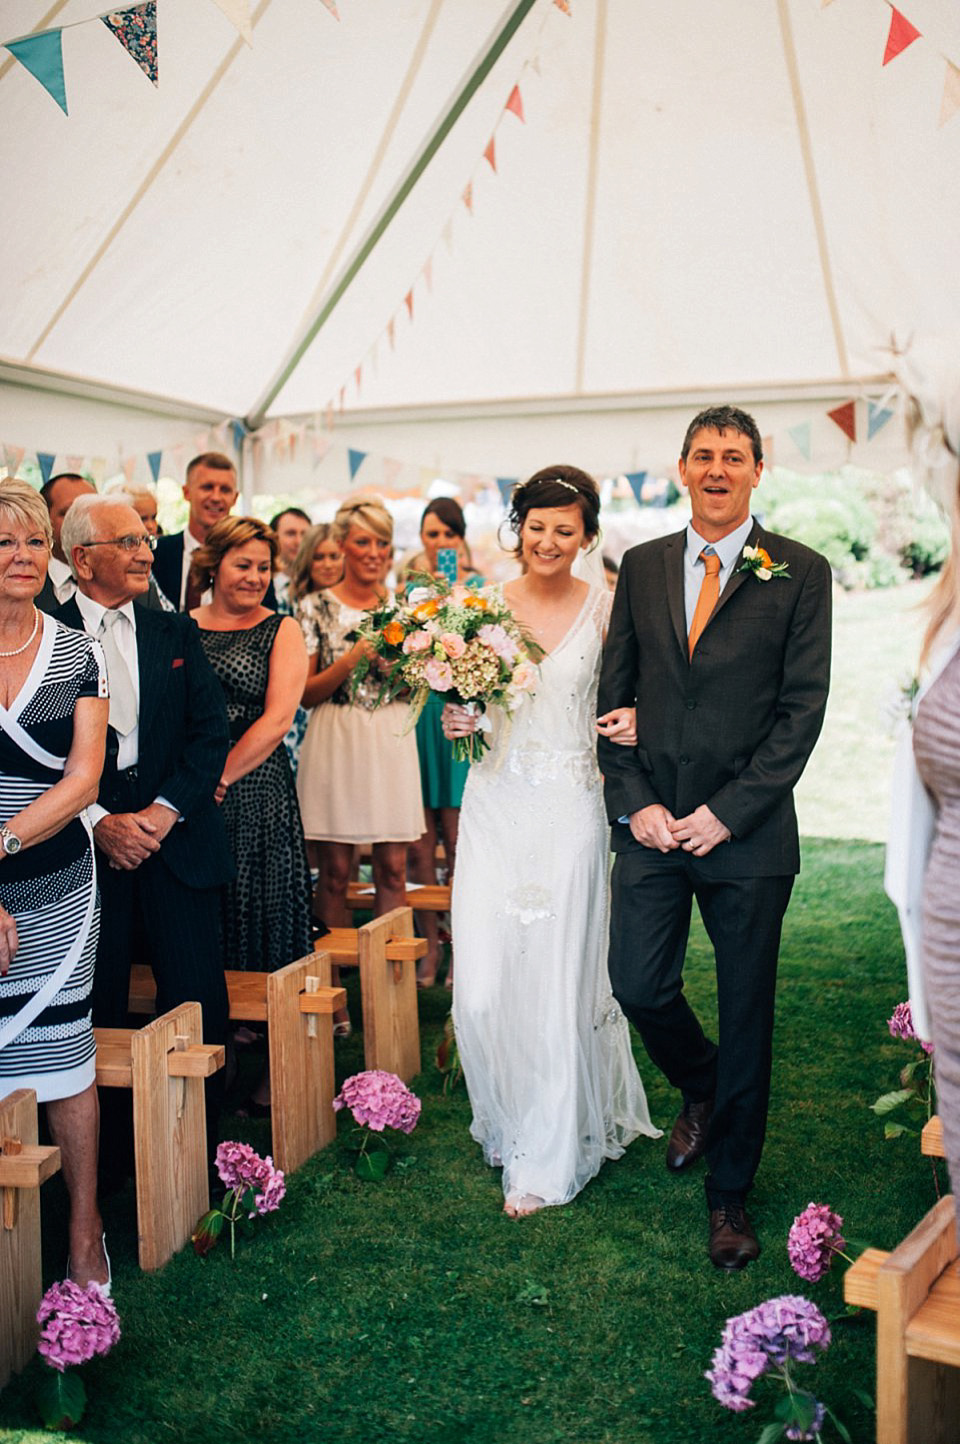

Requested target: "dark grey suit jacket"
[{"left": 597, "top": 520, "right": 832, "bottom": 878}]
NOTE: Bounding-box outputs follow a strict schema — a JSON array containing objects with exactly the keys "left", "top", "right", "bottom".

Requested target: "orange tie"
[{"left": 688, "top": 548, "right": 721, "bottom": 659}]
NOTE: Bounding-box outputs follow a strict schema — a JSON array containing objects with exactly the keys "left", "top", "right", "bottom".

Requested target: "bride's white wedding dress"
[{"left": 452, "top": 584, "right": 660, "bottom": 1210}]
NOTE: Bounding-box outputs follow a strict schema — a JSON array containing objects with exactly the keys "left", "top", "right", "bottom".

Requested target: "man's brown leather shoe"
[
  {"left": 665, "top": 1098, "right": 713, "bottom": 1171},
  {"left": 708, "top": 1206, "right": 760, "bottom": 1270}
]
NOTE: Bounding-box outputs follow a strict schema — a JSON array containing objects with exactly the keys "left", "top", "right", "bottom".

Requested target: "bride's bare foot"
[{"left": 503, "top": 1193, "right": 546, "bottom": 1218}]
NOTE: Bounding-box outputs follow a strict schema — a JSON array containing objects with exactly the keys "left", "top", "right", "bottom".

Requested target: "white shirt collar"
[
  {"left": 685, "top": 514, "right": 755, "bottom": 570},
  {"left": 74, "top": 589, "right": 138, "bottom": 634}
]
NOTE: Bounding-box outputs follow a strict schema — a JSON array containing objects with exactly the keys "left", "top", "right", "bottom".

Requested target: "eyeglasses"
[{"left": 82, "top": 534, "right": 157, "bottom": 553}]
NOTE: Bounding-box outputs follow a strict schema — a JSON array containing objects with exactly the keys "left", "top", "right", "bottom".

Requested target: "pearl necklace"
[{"left": 0, "top": 607, "right": 40, "bottom": 658}]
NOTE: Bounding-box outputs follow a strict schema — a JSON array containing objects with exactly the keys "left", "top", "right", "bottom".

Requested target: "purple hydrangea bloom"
[
  {"left": 888, "top": 1000, "right": 934, "bottom": 1053},
  {"left": 36, "top": 1280, "right": 121, "bottom": 1372},
  {"left": 706, "top": 1295, "right": 831, "bottom": 1411},
  {"left": 788, "top": 1202, "right": 846, "bottom": 1282},
  {"left": 333, "top": 1070, "right": 422, "bottom": 1134},
  {"left": 215, "top": 1140, "right": 285, "bottom": 1216}
]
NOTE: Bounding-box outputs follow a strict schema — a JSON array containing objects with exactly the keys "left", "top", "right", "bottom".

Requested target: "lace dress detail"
[{"left": 452, "top": 585, "right": 659, "bottom": 1208}]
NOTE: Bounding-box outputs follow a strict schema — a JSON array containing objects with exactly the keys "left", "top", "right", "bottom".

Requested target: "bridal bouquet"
[{"left": 349, "top": 574, "right": 540, "bottom": 762}]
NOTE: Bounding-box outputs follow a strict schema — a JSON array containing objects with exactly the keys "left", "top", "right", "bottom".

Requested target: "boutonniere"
[{"left": 738, "top": 544, "right": 790, "bottom": 582}]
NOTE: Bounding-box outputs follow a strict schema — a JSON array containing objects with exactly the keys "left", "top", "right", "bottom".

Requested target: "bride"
[{"left": 443, "top": 465, "right": 661, "bottom": 1218}]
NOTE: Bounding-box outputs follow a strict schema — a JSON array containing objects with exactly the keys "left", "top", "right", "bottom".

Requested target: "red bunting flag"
[
  {"left": 827, "top": 401, "right": 857, "bottom": 442},
  {"left": 939, "top": 60, "right": 960, "bottom": 126},
  {"left": 404, "top": 289, "right": 414, "bottom": 321},
  {"left": 553, "top": 0, "right": 572, "bottom": 12},
  {"left": 483, "top": 136, "right": 497, "bottom": 172},
  {"left": 354, "top": 364, "right": 362, "bottom": 393},
  {"left": 505, "top": 84, "right": 525, "bottom": 122},
  {"left": 882, "top": 6, "right": 921, "bottom": 65},
  {"left": 319, "top": 0, "right": 340, "bottom": 18},
  {"left": 462, "top": 181, "right": 474, "bottom": 214},
  {"left": 387, "top": 317, "right": 396, "bottom": 350}
]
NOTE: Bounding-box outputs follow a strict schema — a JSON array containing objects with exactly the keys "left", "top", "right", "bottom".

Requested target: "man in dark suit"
[
  {"left": 597, "top": 405, "right": 832, "bottom": 1270},
  {"left": 56, "top": 493, "right": 233, "bottom": 1156},
  {"left": 153, "top": 451, "right": 277, "bottom": 611}
]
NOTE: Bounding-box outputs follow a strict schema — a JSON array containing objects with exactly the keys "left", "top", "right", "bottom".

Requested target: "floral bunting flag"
[
  {"left": 827, "top": 400, "right": 857, "bottom": 442},
  {"left": 939, "top": 60, "right": 960, "bottom": 125},
  {"left": 5, "top": 29, "right": 68, "bottom": 114},
  {"left": 101, "top": 3, "right": 159, "bottom": 87},
  {"left": 882, "top": 6, "right": 921, "bottom": 66},
  {"left": 208, "top": 0, "right": 254, "bottom": 47},
  {"left": 483, "top": 136, "right": 497, "bottom": 172},
  {"left": 787, "top": 422, "right": 812, "bottom": 460},
  {"left": 318, "top": 0, "right": 340, "bottom": 18},
  {"left": 3, "top": 444, "right": 25, "bottom": 478},
  {"left": 867, "top": 400, "right": 894, "bottom": 439},
  {"left": 36, "top": 451, "right": 56, "bottom": 485},
  {"left": 348, "top": 448, "right": 367, "bottom": 481},
  {"left": 462, "top": 181, "right": 474, "bottom": 214},
  {"left": 147, "top": 450, "right": 162, "bottom": 481},
  {"left": 553, "top": 0, "right": 572, "bottom": 13},
  {"left": 505, "top": 84, "right": 525, "bottom": 122}
]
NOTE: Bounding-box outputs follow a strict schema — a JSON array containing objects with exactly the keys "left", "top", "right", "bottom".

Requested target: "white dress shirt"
[
  {"left": 47, "top": 555, "right": 77, "bottom": 605},
  {"left": 683, "top": 515, "right": 755, "bottom": 631}
]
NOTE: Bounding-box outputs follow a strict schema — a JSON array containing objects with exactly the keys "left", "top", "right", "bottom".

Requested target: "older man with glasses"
[{"left": 56, "top": 493, "right": 234, "bottom": 1179}]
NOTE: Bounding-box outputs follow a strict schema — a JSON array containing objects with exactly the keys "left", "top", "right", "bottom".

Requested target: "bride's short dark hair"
[{"left": 505, "top": 465, "right": 600, "bottom": 555}]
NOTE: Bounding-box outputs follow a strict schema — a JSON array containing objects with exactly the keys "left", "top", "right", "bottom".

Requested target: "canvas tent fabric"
[{"left": 1, "top": 0, "right": 959, "bottom": 489}]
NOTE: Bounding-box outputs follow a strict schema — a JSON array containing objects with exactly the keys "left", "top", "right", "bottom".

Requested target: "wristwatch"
[{"left": 0, "top": 824, "right": 22, "bottom": 856}]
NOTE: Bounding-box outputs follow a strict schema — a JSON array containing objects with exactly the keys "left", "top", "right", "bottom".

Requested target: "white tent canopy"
[{"left": 2, "top": 0, "right": 959, "bottom": 492}]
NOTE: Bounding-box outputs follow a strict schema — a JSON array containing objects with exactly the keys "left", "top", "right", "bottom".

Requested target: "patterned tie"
[
  {"left": 99, "top": 611, "right": 138, "bottom": 736},
  {"left": 688, "top": 548, "right": 721, "bottom": 659}
]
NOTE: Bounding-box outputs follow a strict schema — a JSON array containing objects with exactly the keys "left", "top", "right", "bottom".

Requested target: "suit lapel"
[
  {"left": 135, "top": 611, "right": 165, "bottom": 733},
  {"left": 663, "top": 531, "right": 688, "bottom": 659},
  {"left": 707, "top": 521, "right": 760, "bottom": 628}
]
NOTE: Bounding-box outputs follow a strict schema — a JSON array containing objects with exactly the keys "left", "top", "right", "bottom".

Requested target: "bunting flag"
[
  {"left": 65, "top": 455, "right": 84, "bottom": 473},
  {"left": 5, "top": 29, "right": 68, "bottom": 114},
  {"left": 553, "top": 0, "right": 572, "bottom": 13},
  {"left": 208, "top": 0, "right": 254, "bottom": 47},
  {"left": 404, "top": 290, "right": 414, "bottom": 321},
  {"left": 318, "top": 0, "right": 340, "bottom": 17},
  {"left": 827, "top": 401, "right": 857, "bottom": 442},
  {"left": 867, "top": 400, "right": 894, "bottom": 439},
  {"left": 787, "top": 423, "right": 812, "bottom": 460},
  {"left": 3, "top": 444, "right": 25, "bottom": 478},
  {"left": 36, "top": 452, "right": 57, "bottom": 485},
  {"left": 348, "top": 448, "right": 367, "bottom": 481},
  {"left": 382, "top": 457, "right": 403, "bottom": 489},
  {"left": 939, "top": 60, "right": 960, "bottom": 126},
  {"left": 422, "top": 257, "right": 433, "bottom": 292},
  {"left": 483, "top": 137, "right": 497, "bottom": 173},
  {"left": 882, "top": 6, "right": 921, "bottom": 66},
  {"left": 89, "top": 457, "right": 107, "bottom": 487},
  {"left": 312, "top": 433, "right": 332, "bottom": 464},
  {"left": 147, "top": 450, "right": 163, "bottom": 482},
  {"left": 496, "top": 477, "right": 518, "bottom": 504},
  {"left": 354, "top": 364, "right": 363, "bottom": 393},
  {"left": 505, "top": 84, "right": 525, "bottom": 122},
  {"left": 122, "top": 455, "right": 137, "bottom": 483},
  {"left": 624, "top": 471, "right": 647, "bottom": 505},
  {"left": 101, "top": 3, "right": 158, "bottom": 87},
  {"left": 387, "top": 316, "right": 396, "bottom": 349},
  {"left": 462, "top": 181, "right": 474, "bottom": 214},
  {"left": 231, "top": 420, "right": 247, "bottom": 454}
]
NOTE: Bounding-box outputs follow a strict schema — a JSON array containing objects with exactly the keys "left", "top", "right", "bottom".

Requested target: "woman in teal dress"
[{"left": 400, "top": 499, "right": 481, "bottom": 987}]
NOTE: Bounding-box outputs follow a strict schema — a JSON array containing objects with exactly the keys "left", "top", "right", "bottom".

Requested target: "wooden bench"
[
  {"left": 843, "top": 1194, "right": 960, "bottom": 1443},
  {"left": 922, "top": 1115, "right": 945, "bottom": 1158},
  {"left": 0, "top": 1090, "right": 61, "bottom": 1386},
  {"left": 345, "top": 881, "right": 452, "bottom": 915},
  {"left": 130, "top": 910, "right": 424, "bottom": 1084},
  {"left": 95, "top": 1002, "right": 223, "bottom": 1272}
]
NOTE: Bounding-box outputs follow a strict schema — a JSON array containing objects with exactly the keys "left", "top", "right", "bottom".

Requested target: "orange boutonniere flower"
[
  {"left": 738, "top": 544, "right": 790, "bottom": 581},
  {"left": 382, "top": 621, "right": 405, "bottom": 647}
]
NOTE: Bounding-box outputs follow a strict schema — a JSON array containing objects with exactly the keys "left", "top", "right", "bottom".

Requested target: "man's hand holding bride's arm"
[
  {"left": 669, "top": 803, "right": 731, "bottom": 857},
  {"left": 442, "top": 702, "right": 478, "bottom": 738},
  {"left": 596, "top": 706, "right": 636, "bottom": 746}
]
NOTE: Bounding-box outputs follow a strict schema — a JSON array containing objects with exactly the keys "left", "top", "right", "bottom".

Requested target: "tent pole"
[{"left": 245, "top": 0, "right": 538, "bottom": 431}]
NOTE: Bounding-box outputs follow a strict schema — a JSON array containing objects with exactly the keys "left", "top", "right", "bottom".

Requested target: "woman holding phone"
[{"left": 402, "top": 499, "right": 480, "bottom": 988}]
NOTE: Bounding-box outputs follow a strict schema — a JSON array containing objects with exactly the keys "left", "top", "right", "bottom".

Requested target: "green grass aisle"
[{"left": 0, "top": 840, "right": 941, "bottom": 1443}]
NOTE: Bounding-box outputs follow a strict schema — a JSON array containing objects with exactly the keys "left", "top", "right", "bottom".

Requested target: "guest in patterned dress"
[{"left": 0, "top": 479, "right": 110, "bottom": 1292}]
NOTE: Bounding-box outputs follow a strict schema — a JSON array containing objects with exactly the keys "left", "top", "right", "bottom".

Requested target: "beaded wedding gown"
[{"left": 452, "top": 584, "right": 660, "bottom": 1211}]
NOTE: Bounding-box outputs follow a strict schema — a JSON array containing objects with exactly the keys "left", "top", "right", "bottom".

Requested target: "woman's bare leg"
[
  {"left": 46, "top": 1084, "right": 108, "bottom": 1288},
  {"left": 371, "top": 841, "right": 409, "bottom": 918}
]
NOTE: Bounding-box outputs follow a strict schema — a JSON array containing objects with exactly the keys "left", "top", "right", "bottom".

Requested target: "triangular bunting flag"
[
  {"left": 419, "top": 467, "right": 435, "bottom": 492},
  {"left": 483, "top": 137, "right": 497, "bottom": 173},
  {"left": 36, "top": 452, "right": 57, "bottom": 485},
  {"left": 354, "top": 364, "right": 363, "bottom": 393},
  {"left": 404, "top": 289, "right": 414, "bottom": 321},
  {"left": 318, "top": 0, "right": 340, "bottom": 17},
  {"left": 231, "top": 420, "right": 247, "bottom": 454},
  {"left": 213, "top": 421, "right": 230, "bottom": 449},
  {"left": 101, "top": 3, "right": 158, "bottom": 87},
  {"left": 65, "top": 455, "right": 84, "bottom": 473},
  {"left": 624, "top": 471, "right": 647, "bottom": 505},
  {"left": 312, "top": 433, "right": 331, "bottom": 463},
  {"left": 382, "top": 458, "right": 403, "bottom": 488},
  {"left": 867, "top": 401, "right": 894, "bottom": 439},
  {"left": 147, "top": 450, "right": 163, "bottom": 482},
  {"left": 3, "top": 444, "right": 25, "bottom": 478},
  {"left": 208, "top": 0, "right": 254, "bottom": 46},
  {"left": 882, "top": 6, "right": 921, "bottom": 66},
  {"left": 505, "top": 85, "right": 525, "bottom": 122},
  {"left": 462, "top": 181, "right": 473, "bottom": 214},
  {"left": 827, "top": 401, "right": 857, "bottom": 442},
  {"left": 496, "top": 477, "right": 517, "bottom": 505},
  {"left": 348, "top": 448, "right": 367, "bottom": 481},
  {"left": 422, "top": 257, "right": 433, "bottom": 293},
  {"left": 788, "top": 423, "right": 812, "bottom": 460},
  {"left": 939, "top": 60, "right": 960, "bottom": 126},
  {"left": 89, "top": 457, "right": 107, "bottom": 487},
  {"left": 553, "top": 0, "right": 572, "bottom": 13},
  {"left": 122, "top": 456, "right": 137, "bottom": 483},
  {"left": 6, "top": 30, "right": 68, "bottom": 114}
]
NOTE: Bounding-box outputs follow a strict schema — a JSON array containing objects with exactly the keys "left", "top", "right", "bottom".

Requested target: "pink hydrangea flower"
[
  {"left": 439, "top": 632, "right": 467, "bottom": 660},
  {"left": 402, "top": 629, "right": 432, "bottom": 654},
  {"left": 888, "top": 1000, "right": 934, "bottom": 1053},
  {"left": 333, "top": 1070, "right": 422, "bottom": 1134},
  {"left": 215, "top": 1140, "right": 285, "bottom": 1216},
  {"left": 787, "top": 1202, "right": 846, "bottom": 1282},
  {"left": 37, "top": 1280, "right": 121, "bottom": 1373},
  {"left": 424, "top": 657, "right": 454, "bottom": 692},
  {"left": 706, "top": 1295, "right": 830, "bottom": 1417},
  {"left": 254, "top": 1169, "right": 286, "bottom": 1216}
]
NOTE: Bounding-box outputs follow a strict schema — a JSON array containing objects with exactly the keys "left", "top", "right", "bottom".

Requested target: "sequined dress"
[{"left": 452, "top": 585, "right": 659, "bottom": 1209}]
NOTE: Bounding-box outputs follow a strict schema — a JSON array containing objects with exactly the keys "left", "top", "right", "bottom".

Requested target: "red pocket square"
[{"left": 172, "top": 657, "right": 184, "bottom": 669}]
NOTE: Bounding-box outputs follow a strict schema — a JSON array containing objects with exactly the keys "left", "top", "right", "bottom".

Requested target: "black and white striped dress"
[{"left": 0, "top": 616, "right": 105, "bottom": 1102}]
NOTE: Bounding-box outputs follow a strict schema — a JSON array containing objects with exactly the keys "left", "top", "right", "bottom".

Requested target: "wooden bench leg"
[
  {"left": 130, "top": 1003, "right": 223, "bottom": 1272},
  {"left": 266, "top": 951, "right": 344, "bottom": 1175},
  {"left": 358, "top": 909, "right": 421, "bottom": 1082},
  {"left": 0, "top": 1090, "right": 61, "bottom": 1386}
]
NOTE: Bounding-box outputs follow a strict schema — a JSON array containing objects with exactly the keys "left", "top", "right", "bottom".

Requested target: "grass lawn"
[{"left": 0, "top": 839, "right": 938, "bottom": 1444}]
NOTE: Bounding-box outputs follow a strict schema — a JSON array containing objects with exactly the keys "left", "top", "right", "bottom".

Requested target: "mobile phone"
[{"left": 436, "top": 547, "right": 459, "bottom": 585}]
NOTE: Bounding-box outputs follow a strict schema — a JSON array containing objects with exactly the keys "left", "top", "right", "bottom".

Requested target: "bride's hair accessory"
[{"left": 513, "top": 476, "right": 579, "bottom": 496}]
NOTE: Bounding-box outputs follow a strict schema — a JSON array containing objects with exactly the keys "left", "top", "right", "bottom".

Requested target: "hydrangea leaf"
[{"left": 36, "top": 1368, "right": 87, "bottom": 1429}]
